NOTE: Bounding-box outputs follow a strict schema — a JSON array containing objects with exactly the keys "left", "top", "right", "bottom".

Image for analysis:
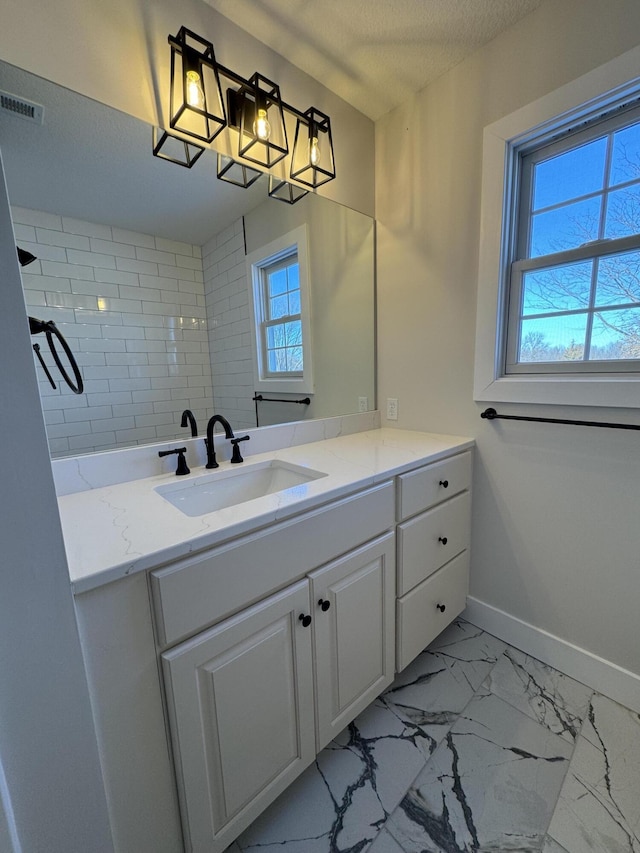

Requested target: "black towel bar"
[{"left": 481, "top": 407, "right": 640, "bottom": 431}]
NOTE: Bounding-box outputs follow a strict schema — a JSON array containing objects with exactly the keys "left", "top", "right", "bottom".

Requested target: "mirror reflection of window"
[
  {"left": 247, "top": 225, "right": 314, "bottom": 395},
  {"left": 262, "top": 253, "right": 303, "bottom": 376}
]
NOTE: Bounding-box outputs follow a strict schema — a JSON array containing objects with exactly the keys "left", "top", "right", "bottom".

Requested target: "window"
[
  {"left": 506, "top": 106, "right": 640, "bottom": 375},
  {"left": 474, "top": 43, "right": 640, "bottom": 408},
  {"left": 259, "top": 253, "right": 303, "bottom": 377},
  {"left": 247, "top": 225, "right": 314, "bottom": 394}
]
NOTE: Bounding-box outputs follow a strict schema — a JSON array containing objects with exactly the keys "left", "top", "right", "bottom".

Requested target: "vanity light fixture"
[
  {"left": 168, "top": 27, "right": 227, "bottom": 143},
  {"left": 157, "top": 27, "right": 336, "bottom": 190},
  {"left": 268, "top": 176, "right": 309, "bottom": 204},
  {"left": 152, "top": 127, "right": 205, "bottom": 168},
  {"left": 290, "top": 107, "right": 335, "bottom": 188},
  {"left": 229, "top": 74, "right": 288, "bottom": 168},
  {"left": 217, "top": 154, "right": 263, "bottom": 188}
]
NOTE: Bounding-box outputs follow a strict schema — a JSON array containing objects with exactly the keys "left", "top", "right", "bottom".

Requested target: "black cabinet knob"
[
  {"left": 438, "top": 536, "right": 448, "bottom": 545},
  {"left": 437, "top": 603, "right": 446, "bottom": 613},
  {"left": 318, "top": 598, "right": 331, "bottom": 612},
  {"left": 298, "top": 613, "right": 312, "bottom": 628},
  {"left": 439, "top": 479, "right": 449, "bottom": 488}
]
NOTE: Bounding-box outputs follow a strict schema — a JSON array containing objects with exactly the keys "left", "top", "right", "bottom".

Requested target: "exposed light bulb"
[
  {"left": 253, "top": 107, "right": 271, "bottom": 141},
  {"left": 185, "top": 70, "right": 205, "bottom": 110},
  {"left": 309, "top": 136, "right": 321, "bottom": 167}
]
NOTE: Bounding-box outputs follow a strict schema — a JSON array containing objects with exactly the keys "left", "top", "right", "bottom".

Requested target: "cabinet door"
[
  {"left": 310, "top": 533, "right": 395, "bottom": 752},
  {"left": 161, "top": 580, "right": 315, "bottom": 853}
]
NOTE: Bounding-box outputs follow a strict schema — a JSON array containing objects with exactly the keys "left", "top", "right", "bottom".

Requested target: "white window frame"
[
  {"left": 246, "top": 225, "right": 314, "bottom": 395},
  {"left": 474, "top": 43, "right": 640, "bottom": 408}
]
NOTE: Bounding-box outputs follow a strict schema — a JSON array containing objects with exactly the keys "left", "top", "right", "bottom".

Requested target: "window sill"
[{"left": 474, "top": 373, "right": 640, "bottom": 409}]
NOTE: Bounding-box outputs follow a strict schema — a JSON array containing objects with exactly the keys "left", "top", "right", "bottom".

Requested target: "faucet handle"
[
  {"left": 230, "top": 435, "right": 250, "bottom": 464},
  {"left": 159, "top": 447, "right": 190, "bottom": 476}
]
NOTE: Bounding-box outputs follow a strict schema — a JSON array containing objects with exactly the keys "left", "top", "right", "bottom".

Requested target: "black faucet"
[
  {"left": 205, "top": 414, "right": 234, "bottom": 469},
  {"left": 158, "top": 447, "right": 190, "bottom": 476},
  {"left": 181, "top": 409, "right": 198, "bottom": 437}
]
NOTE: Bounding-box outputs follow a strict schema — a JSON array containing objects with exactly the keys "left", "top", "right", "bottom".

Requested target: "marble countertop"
[{"left": 59, "top": 428, "right": 473, "bottom": 594}]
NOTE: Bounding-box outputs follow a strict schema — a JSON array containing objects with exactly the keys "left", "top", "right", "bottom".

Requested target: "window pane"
[
  {"left": 530, "top": 196, "right": 601, "bottom": 257},
  {"left": 286, "top": 346, "right": 303, "bottom": 371},
  {"left": 532, "top": 137, "right": 607, "bottom": 211},
  {"left": 267, "top": 350, "right": 282, "bottom": 372},
  {"left": 268, "top": 268, "right": 288, "bottom": 297},
  {"left": 522, "top": 261, "right": 592, "bottom": 315},
  {"left": 518, "top": 315, "right": 588, "bottom": 362},
  {"left": 590, "top": 308, "right": 640, "bottom": 359},
  {"left": 269, "top": 294, "right": 289, "bottom": 319},
  {"left": 267, "top": 323, "right": 286, "bottom": 348},
  {"left": 284, "top": 320, "right": 302, "bottom": 346},
  {"left": 603, "top": 184, "right": 640, "bottom": 239},
  {"left": 287, "top": 264, "right": 299, "bottom": 289},
  {"left": 594, "top": 250, "right": 640, "bottom": 306},
  {"left": 610, "top": 119, "right": 640, "bottom": 186},
  {"left": 288, "top": 290, "right": 301, "bottom": 315}
]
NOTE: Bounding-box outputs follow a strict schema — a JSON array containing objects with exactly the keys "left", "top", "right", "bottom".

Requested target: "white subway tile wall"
[
  {"left": 15, "top": 207, "right": 216, "bottom": 456},
  {"left": 202, "top": 219, "right": 256, "bottom": 430}
]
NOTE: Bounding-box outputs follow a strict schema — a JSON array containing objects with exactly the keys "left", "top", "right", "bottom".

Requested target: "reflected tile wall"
[
  {"left": 14, "top": 206, "right": 214, "bottom": 456},
  {"left": 202, "top": 217, "right": 255, "bottom": 431}
]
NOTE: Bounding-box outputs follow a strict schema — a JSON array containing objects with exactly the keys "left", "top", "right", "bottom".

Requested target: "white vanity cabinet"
[
  {"left": 69, "top": 434, "right": 474, "bottom": 853},
  {"left": 153, "top": 486, "right": 396, "bottom": 853},
  {"left": 395, "top": 450, "right": 472, "bottom": 671}
]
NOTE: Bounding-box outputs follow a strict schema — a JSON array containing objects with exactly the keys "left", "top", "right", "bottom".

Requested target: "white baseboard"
[{"left": 463, "top": 597, "right": 640, "bottom": 715}]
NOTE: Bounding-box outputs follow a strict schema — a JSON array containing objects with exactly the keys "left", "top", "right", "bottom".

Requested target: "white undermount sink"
[{"left": 155, "top": 459, "right": 327, "bottom": 517}]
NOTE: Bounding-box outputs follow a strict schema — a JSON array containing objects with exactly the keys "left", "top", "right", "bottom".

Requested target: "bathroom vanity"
[{"left": 63, "top": 427, "right": 472, "bottom": 853}]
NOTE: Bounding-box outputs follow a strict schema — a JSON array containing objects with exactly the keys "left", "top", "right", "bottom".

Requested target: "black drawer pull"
[
  {"left": 439, "top": 479, "right": 449, "bottom": 488},
  {"left": 318, "top": 598, "right": 331, "bottom": 612},
  {"left": 299, "top": 614, "right": 312, "bottom": 627},
  {"left": 438, "top": 536, "right": 448, "bottom": 545},
  {"left": 437, "top": 603, "right": 446, "bottom": 613}
]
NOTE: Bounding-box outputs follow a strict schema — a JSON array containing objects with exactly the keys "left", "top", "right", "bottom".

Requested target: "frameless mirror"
[{"left": 0, "top": 61, "right": 375, "bottom": 458}]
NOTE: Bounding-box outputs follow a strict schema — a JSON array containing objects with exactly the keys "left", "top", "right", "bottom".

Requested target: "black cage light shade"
[
  {"left": 268, "top": 176, "right": 309, "bottom": 204},
  {"left": 152, "top": 127, "right": 205, "bottom": 168},
  {"left": 233, "top": 73, "right": 288, "bottom": 168},
  {"left": 290, "top": 107, "right": 335, "bottom": 188},
  {"left": 217, "top": 154, "right": 263, "bottom": 188},
  {"left": 169, "top": 26, "right": 226, "bottom": 143}
]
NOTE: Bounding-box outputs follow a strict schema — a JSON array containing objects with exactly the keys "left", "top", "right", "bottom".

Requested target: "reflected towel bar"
[
  {"left": 253, "top": 395, "right": 311, "bottom": 405},
  {"left": 253, "top": 394, "right": 311, "bottom": 427},
  {"left": 481, "top": 407, "right": 640, "bottom": 431}
]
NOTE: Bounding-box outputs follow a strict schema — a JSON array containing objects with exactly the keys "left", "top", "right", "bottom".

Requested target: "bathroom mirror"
[{"left": 0, "top": 61, "right": 375, "bottom": 458}]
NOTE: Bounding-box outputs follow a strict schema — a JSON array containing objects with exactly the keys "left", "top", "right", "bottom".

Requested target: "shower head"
[{"left": 17, "top": 246, "right": 37, "bottom": 267}]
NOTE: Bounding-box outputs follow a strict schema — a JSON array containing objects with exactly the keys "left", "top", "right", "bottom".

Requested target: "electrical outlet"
[
  {"left": 358, "top": 396, "right": 368, "bottom": 412},
  {"left": 386, "top": 397, "right": 398, "bottom": 420}
]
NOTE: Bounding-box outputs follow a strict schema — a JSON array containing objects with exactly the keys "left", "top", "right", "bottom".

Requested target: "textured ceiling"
[{"left": 202, "top": 0, "right": 543, "bottom": 120}]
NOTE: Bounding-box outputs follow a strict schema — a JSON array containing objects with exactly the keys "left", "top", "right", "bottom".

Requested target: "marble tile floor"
[{"left": 226, "top": 619, "right": 640, "bottom": 853}]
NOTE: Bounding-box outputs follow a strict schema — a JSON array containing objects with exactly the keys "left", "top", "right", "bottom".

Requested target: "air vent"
[{"left": 0, "top": 90, "right": 44, "bottom": 125}]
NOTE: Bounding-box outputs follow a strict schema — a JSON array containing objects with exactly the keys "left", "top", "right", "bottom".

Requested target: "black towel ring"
[{"left": 29, "top": 317, "right": 84, "bottom": 395}]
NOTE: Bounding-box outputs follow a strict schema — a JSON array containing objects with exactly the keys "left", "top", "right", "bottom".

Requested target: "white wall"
[
  {"left": 376, "top": 0, "right": 640, "bottom": 687},
  {"left": 0, "top": 160, "right": 113, "bottom": 851},
  {"left": 15, "top": 207, "right": 214, "bottom": 455}
]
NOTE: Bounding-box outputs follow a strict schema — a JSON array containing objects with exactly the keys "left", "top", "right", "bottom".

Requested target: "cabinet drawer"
[
  {"left": 398, "top": 450, "right": 471, "bottom": 520},
  {"left": 396, "top": 550, "right": 469, "bottom": 672},
  {"left": 151, "top": 481, "right": 395, "bottom": 647},
  {"left": 397, "top": 491, "right": 470, "bottom": 595}
]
